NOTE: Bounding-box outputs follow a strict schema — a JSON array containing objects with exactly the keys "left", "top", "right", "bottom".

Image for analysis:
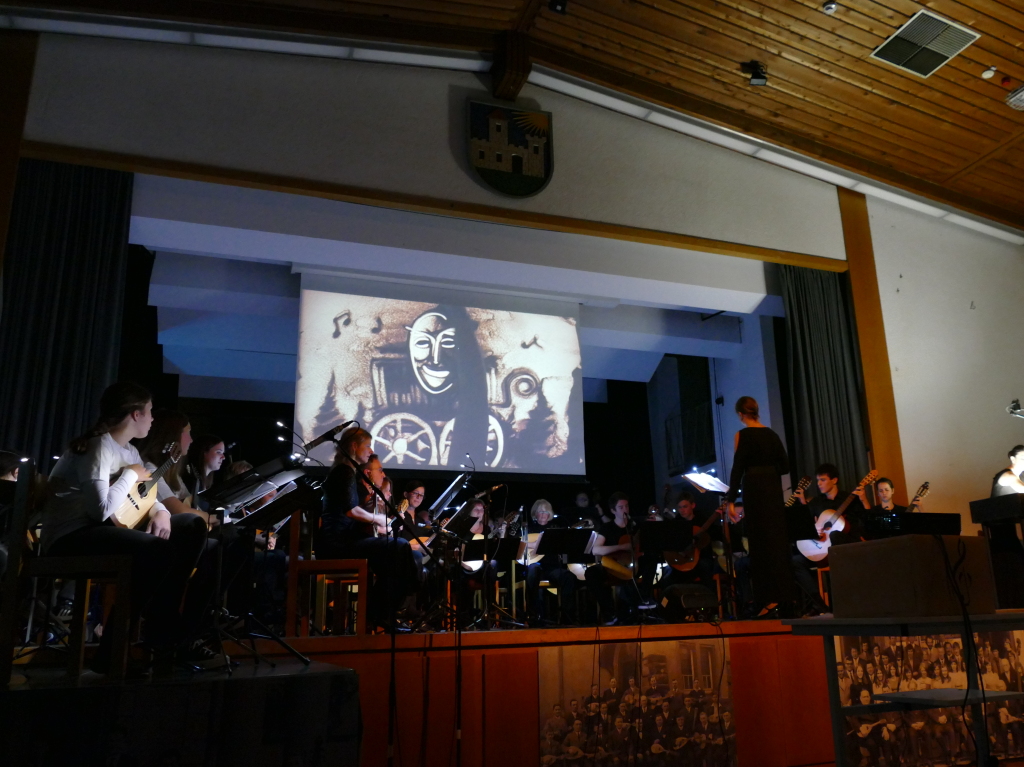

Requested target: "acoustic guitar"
[
  {"left": 664, "top": 503, "right": 725, "bottom": 572},
  {"left": 600, "top": 527, "right": 639, "bottom": 580},
  {"left": 796, "top": 471, "right": 878, "bottom": 562},
  {"left": 111, "top": 444, "right": 182, "bottom": 529},
  {"left": 908, "top": 482, "right": 930, "bottom": 510},
  {"left": 786, "top": 476, "right": 812, "bottom": 507}
]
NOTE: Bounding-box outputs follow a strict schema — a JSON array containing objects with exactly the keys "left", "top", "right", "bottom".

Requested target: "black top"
[
  {"left": 598, "top": 520, "right": 629, "bottom": 545},
  {"left": 726, "top": 427, "right": 788, "bottom": 503},
  {"left": 867, "top": 503, "right": 908, "bottom": 515},
  {"left": 992, "top": 470, "right": 1019, "bottom": 497},
  {"left": 320, "top": 462, "right": 365, "bottom": 541}
]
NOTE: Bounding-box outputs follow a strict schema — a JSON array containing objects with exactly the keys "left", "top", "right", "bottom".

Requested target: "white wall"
[
  {"left": 870, "top": 198, "right": 1024, "bottom": 529},
  {"left": 27, "top": 33, "right": 846, "bottom": 261}
]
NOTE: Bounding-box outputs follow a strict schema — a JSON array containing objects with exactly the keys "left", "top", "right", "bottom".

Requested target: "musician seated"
[
  {"left": 585, "top": 492, "right": 640, "bottom": 626},
  {"left": 315, "top": 427, "right": 417, "bottom": 630},
  {"left": 564, "top": 490, "right": 604, "bottom": 529},
  {"left": 525, "top": 498, "right": 577, "bottom": 626},
  {"left": 854, "top": 476, "right": 917, "bottom": 515},
  {"left": 140, "top": 409, "right": 252, "bottom": 665},
  {"left": 41, "top": 382, "right": 207, "bottom": 673},
  {"left": 791, "top": 463, "right": 857, "bottom": 616}
]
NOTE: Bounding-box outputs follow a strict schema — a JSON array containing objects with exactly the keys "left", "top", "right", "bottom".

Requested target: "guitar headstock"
[
  {"left": 794, "top": 476, "right": 811, "bottom": 494},
  {"left": 913, "top": 482, "right": 930, "bottom": 502},
  {"left": 163, "top": 442, "right": 183, "bottom": 463},
  {"left": 857, "top": 470, "right": 879, "bottom": 490}
]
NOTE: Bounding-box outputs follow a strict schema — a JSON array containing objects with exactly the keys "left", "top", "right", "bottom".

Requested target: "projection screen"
[{"left": 295, "top": 288, "right": 585, "bottom": 474}]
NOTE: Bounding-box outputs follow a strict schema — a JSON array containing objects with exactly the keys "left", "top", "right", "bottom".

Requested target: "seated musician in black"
[
  {"left": 316, "top": 426, "right": 417, "bottom": 629},
  {"left": 524, "top": 498, "right": 577, "bottom": 625},
  {"left": 987, "top": 445, "right": 1024, "bottom": 608},
  {"left": 791, "top": 463, "right": 856, "bottom": 615},
  {"left": 585, "top": 492, "right": 639, "bottom": 626},
  {"left": 854, "top": 476, "right": 913, "bottom": 516}
]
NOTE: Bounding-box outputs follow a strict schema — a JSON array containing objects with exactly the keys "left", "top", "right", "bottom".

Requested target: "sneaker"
[{"left": 178, "top": 638, "right": 222, "bottom": 669}]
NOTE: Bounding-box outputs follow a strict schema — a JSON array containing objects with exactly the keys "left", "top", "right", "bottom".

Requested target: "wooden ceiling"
[{"left": 11, "top": 0, "right": 1024, "bottom": 229}]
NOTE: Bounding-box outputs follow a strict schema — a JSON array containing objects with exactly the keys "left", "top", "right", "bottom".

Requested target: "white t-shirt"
[{"left": 43, "top": 433, "right": 168, "bottom": 551}]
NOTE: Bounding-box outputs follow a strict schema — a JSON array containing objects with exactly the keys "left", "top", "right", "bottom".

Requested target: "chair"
[
  {"left": 0, "top": 461, "right": 133, "bottom": 683},
  {"left": 282, "top": 509, "right": 370, "bottom": 636}
]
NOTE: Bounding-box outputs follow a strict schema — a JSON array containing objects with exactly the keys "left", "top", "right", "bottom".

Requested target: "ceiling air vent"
[{"left": 870, "top": 10, "right": 980, "bottom": 78}]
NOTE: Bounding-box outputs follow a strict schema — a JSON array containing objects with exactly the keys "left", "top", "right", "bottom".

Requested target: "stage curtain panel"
[
  {"left": 778, "top": 265, "right": 869, "bottom": 489},
  {"left": 0, "top": 158, "right": 133, "bottom": 464}
]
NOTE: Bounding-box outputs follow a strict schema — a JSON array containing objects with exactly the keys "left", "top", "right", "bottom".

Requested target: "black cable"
[{"left": 933, "top": 533, "right": 988, "bottom": 762}]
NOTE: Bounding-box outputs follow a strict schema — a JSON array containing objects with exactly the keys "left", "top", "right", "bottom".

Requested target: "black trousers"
[
  {"left": 316, "top": 533, "right": 417, "bottom": 624},
  {"left": 47, "top": 514, "right": 207, "bottom": 647},
  {"left": 791, "top": 552, "right": 829, "bottom": 613},
  {"left": 180, "top": 523, "right": 255, "bottom": 641},
  {"left": 584, "top": 564, "right": 639, "bottom": 621},
  {"left": 525, "top": 560, "right": 577, "bottom": 621}
]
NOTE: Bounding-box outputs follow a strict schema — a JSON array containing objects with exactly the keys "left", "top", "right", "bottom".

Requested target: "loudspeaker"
[{"left": 829, "top": 535, "right": 996, "bottom": 619}]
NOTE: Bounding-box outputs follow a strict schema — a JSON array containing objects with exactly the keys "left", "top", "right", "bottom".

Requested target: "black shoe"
[
  {"left": 601, "top": 616, "right": 619, "bottom": 627},
  {"left": 178, "top": 638, "right": 222, "bottom": 669}
]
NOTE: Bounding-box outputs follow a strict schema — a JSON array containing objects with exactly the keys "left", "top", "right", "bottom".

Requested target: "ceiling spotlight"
[
  {"left": 982, "top": 66, "right": 997, "bottom": 80},
  {"left": 822, "top": 1, "right": 838, "bottom": 14},
  {"left": 277, "top": 436, "right": 286, "bottom": 442},
  {"left": 18, "top": 457, "right": 28, "bottom": 463},
  {"left": 548, "top": 0, "right": 567, "bottom": 13},
  {"left": 742, "top": 60, "right": 768, "bottom": 86},
  {"left": 276, "top": 421, "right": 285, "bottom": 427}
]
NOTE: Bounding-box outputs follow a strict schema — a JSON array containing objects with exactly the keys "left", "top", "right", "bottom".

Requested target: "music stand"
[
  {"left": 205, "top": 478, "right": 317, "bottom": 671},
  {"left": 535, "top": 529, "right": 596, "bottom": 563}
]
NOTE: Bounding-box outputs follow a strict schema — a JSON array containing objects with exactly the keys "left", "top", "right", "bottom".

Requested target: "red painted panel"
[
  {"left": 424, "top": 655, "right": 458, "bottom": 767},
  {"left": 393, "top": 655, "right": 425, "bottom": 767},
  {"left": 459, "top": 652, "right": 485, "bottom": 767},
  {"left": 730, "top": 635, "right": 787, "bottom": 767},
  {"left": 776, "top": 635, "right": 835, "bottom": 767},
  {"left": 482, "top": 650, "right": 540, "bottom": 767}
]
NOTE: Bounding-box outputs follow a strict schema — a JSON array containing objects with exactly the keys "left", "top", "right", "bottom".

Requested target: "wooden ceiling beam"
[
  {"left": 529, "top": 40, "right": 1024, "bottom": 230},
  {"left": 491, "top": 29, "right": 532, "bottom": 100},
  {"left": 945, "top": 127, "right": 1024, "bottom": 183},
  {"left": 512, "top": 0, "right": 546, "bottom": 32}
]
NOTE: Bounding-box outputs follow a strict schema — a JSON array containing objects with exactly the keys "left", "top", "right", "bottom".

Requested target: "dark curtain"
[
  {"left": 0, "top": 159, "right": 133, "bottom": 465},
  {"left": 778, "top": 265, "right": 869, "bottom": 490}
]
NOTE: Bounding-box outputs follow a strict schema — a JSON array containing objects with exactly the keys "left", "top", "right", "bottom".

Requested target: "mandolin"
[
  {"left": 796, "top": 471, "right": 878, "bottom": 562},
  {"left": 111, "top": 443, "right": 181, "bottom": 529},
  {"left": 664, "top": 503, "right": 725, "bottom": 572}
]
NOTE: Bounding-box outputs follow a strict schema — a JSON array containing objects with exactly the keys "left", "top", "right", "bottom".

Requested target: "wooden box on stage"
[{"left": 829, "top": 535, "right": 997, "bottom": 619}]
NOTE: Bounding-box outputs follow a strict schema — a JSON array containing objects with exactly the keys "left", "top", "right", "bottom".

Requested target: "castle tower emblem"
[{"left": 467, "top": 100, "right": 553, "bottom": 197}]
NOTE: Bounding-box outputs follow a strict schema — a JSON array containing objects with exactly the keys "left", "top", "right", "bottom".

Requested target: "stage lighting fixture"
[
  {"left": 822, "top": 0, "right": 838, "bottom": 14},
  {"left": 548, "top": 0, "right": 567, "bottom": 13}
]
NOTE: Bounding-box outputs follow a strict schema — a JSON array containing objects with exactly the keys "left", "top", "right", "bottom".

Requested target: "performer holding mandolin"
[{"left": 41, "top": 382, "right": 207, "bottom": 673}]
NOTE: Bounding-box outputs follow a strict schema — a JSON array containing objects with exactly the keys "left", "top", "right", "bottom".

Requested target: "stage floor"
[{"left": 1, "top": 658, "right": 361, "bottom": 766}]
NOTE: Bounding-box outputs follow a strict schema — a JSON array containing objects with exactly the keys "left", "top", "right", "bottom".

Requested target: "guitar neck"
[{"left": 145, "top": 455, "right": 175, "bottom": 490}]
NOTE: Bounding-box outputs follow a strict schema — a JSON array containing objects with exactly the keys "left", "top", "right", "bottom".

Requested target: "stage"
[
  {"left": 240, "top": 619, "right": 835, "bottom": 767},
  {"left": 1, "top": 659, "right": 360, "bottom": 766}
]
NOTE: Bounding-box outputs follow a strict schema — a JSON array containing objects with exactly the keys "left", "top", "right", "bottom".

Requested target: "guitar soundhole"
[{"left": 138, "top": 484, "right": 148, "bottom": 498}]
